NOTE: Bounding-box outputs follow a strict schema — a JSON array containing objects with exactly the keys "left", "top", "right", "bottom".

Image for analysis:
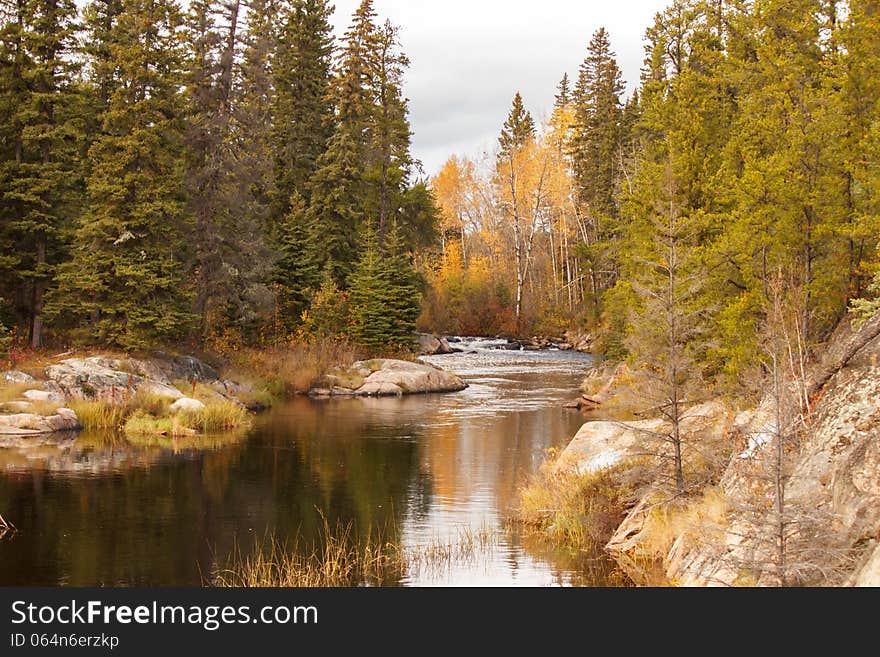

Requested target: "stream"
[{"left": 0, "top": 338, "right": 624, "bottom": 586}]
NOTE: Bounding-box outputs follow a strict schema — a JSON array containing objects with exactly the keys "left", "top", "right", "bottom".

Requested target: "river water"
[{"left": 0, "top": 339, "right": 623, "bottom": 586}]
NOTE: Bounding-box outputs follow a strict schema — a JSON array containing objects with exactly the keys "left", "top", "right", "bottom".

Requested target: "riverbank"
[
  {"left": 0, "top": 340, "right": 468, "bottom": 438},
  {"left": 520, "top": 312, "right": 880, "bottom": 586}
]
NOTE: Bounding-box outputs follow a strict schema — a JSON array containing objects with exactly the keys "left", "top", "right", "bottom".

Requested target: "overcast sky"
[{"left": 329, "top": 0, "right": 670, "bottom": 176}]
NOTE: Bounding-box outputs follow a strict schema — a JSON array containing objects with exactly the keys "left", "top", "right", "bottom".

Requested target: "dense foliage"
[
  {"left": 0, "top": 0, "right": 434, "bottom": 354},
  {"left": 424, "top": 0, "right": 880, "bottom": 391}
]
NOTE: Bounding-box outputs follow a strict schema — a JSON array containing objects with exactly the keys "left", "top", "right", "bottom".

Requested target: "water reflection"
[{"left": 0, "top": 341, "right": 624, "bottom": 586}]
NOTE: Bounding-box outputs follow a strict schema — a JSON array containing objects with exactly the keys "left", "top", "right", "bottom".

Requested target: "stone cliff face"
[
  {"left": 668, "top": 314, "right": 880, "bottom": 586},
  {"left": 561, "top": 312, "right": 880, "bottom": 586}
]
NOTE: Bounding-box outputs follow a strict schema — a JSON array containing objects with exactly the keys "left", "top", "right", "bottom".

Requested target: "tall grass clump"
[
  {"left": 68, "top": 399, "right": 129, "bottom": 431},
  {"left": 184, "top": 399, "right": 250, "bottom": 434},
  {"left": 212, "top": 520, "right": 501, "bottom": 587},
  {"left": 229, "top": 338, "right": 363, "bottom": 397},
  {"left": 518, "top": 448, "right": 631, "bottom": 549},
  {"left": 0, "top": 381, "right": 36, "bottom": 404}
]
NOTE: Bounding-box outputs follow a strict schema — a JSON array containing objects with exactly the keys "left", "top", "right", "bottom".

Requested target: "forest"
[{"left": 2, "top": 0, "right": 880, "bottom": 397}]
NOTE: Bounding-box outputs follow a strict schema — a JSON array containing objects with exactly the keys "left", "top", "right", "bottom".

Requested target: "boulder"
[
  {"left": 565, "top": 328, "right": 595, "bottom": 353},
  {"left": 169, "top": 397, "right": 206, "bottom": 413},
  {"left": 314, "top": 359, "right": 467, "bottom": 397},
  {"left": 416, "top": 333, "right": 453, "bottom": 355},
  {"left": 0, "top": 408, "right": 81, "bottom": 435},
  {"left": 22, "top": 389, "right": 64, "bottom": 403},
  {"left": 2, "top": 370, "right": 35, "bottom": 384},
  {"left": 44, "top": 357, "right": 182, "bottom": 401}
]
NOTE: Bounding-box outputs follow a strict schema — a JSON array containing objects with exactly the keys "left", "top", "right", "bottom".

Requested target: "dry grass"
[
  {"left": 636, "top": 487, "right": 729, "bottom": 560},
  {"left": 227, "top": 339, "right": 363, "bottom": 397},
  {"left": 124, "top": 399, "right": 250, "bottom": 437},
  {"left": 68, "top": 399, "right": 130, "bottom": 431},
  {"left": 212, "top": 520, "right": 501, "bottom": 587},
  {"left": 518, "top": 448, "right": 631, "bottom": 549},
  {"left": 0, "top": 382, "right": 32, "bottom": 404}
]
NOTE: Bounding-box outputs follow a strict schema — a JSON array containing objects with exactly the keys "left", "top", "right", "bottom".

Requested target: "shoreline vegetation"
[
  {"left": 0, "top": 333, "right": 471, "bottom": 440},
  {"left": 212, "top": 521, "right": 501, "bottom": 588}
]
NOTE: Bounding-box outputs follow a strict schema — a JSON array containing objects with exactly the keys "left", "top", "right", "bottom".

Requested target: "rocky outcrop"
[
  {"left": 2, "top": 370, "right": 35, "bottom": 384},
  {"left": 0, "top": 408, "right": 81, "bottom": 435},
  {"left": 559, "top": 401, "right": 734, "bottom": 477},
  {"left": 416, "top": 333, "right": 453, "bottom": 356},
  {"left": 603, "top": 313, "right": 880, "bottom": 587},
  {"left": 564, "top": 329, "right": 595, "bottom": 353},
  {"left": 311, "top": 359, "right": 467, "bottom": 397},
  {"left": 42, "top": 354, "right": 224, "bottom": 402}
]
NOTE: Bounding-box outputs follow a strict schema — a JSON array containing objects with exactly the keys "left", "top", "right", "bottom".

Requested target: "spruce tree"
[
  {"left": 570, "top": 27, "right": 625, "bottom": 318},
  {"left": 48, "top": 0, "right": 193, "bottom": 348},
  {"left": 306, "top": 0, "right": 379, "bottom": 288},
  {"left": 184, "top": 0, "right": 274, "bottom": 341},
  {"left": 348, "top": 222, "right": 393, "bottom": 353},
  {"left": 275, "top": 192, "right": 320, "bottom": 327},
  {"left": 0, "top": 0, "right": 84, "bottom": 347},
  {"left": 498, "top": 91, "right": 535, "bottom": 158},
  {"left": 271, "top": 0, "right": 334, "bottom": 214},
  {"left": 380, "top": 219, "right": 421, "bottom": 348},
  {"left": 369, "top": 19, "right": 413, "bottom": 246}
]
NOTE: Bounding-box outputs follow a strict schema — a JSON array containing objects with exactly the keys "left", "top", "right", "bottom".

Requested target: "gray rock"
[
  {"left": 22, "top": 389, "right": 64, "bottom": 403},
  {"left": 0, "top": 408, "right": 81, "bottom": 435},
  {"left": 314, "top": 359, "right": 467, "bottom": 397},
  {"left": 3, "top": 370, "right": 35, "bottom": 384},
  {"left": 416, "top": 333, "right": 453, "bottom": 355},
  {"left": 44, "top": 357, "right": 182, "bottom": 401},
  {"left": 169, "top": 397, "right": 206, "bottom": 413}
]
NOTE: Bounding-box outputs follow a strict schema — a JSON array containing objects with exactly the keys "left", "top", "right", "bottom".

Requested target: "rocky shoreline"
[
  {"left": 542, "top": 312, "right": 880, "bottom": 587},
  {"left": 1, "top": 350, "right": 470, "bottom": 436}
]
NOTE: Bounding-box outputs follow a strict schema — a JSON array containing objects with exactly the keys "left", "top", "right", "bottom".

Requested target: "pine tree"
[
  {"left": 498, "top": 91, "right": 535, "bottom": 158},
  {"left": 0, "top": 0, "right": 84, "bottom": 347},
  {"left": 570, "top": 27, "right": 625, "bottom": 318},
  {"left": 47, "top": 0, "right": 193, "bottom": 348},
  {"left": 348, "top": 222, "right": 393, "bottom": 352},
  {"left": 271, "top": 0, "right": 334, "bottom": 215},
  {"left": 306, "top": 0, "right": 379, "bottom": 288}
]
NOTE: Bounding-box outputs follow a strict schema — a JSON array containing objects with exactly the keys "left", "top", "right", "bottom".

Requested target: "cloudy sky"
[{"left": 329, "top": 0, "right": 670, "bottom": 176}]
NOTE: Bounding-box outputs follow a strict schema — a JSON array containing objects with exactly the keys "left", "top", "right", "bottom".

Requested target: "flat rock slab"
[
  {"left": 0, "top": 408, "right": 81, "bottom": 435},
  {"left": 312, "top": 359, "right": 467, "bottom": 397},
  {"left": 44, "top": 357, "right": 185, "bottom": 401}
]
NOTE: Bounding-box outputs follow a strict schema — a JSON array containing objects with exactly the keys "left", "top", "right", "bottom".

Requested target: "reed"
[{"left": 212, "top": 520, "right": 501, "bottom": 587}]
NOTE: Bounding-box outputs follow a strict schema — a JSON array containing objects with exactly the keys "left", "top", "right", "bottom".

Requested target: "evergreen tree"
[
  {"left": 369, "top": 19, "right": 413, "bottom": 246},
  {"left": 275, "top": 192, "right": 320, "bottom": 327},
  {"left": 47, "top": 0, "right": 193, "bottom": 348},
  {"left": 184, "top": 0, "right": 274, "bottom": 341},
  {"left": 380, "top": 219, "right": 421, "bottom": 347},
  {"left": 348, "top": 222, "right": 393, "bottom": 352},
  {"left": 554, "top": 72, "right": 571, "bottom": 110},
  {"left": 306, "top": 0, "right": 379, "bottom": 288},
  {"left": 570, "top": 27, "right": 625, "bottom": 318},
  {"left": 0, "top": 0, "right": 84, "bottom": 347},
  {"left": 498, "top": 91, "right": 535, "bottom": 158},
  {"left": 271, "top": 0, "right": 334, "bottom": 215}
]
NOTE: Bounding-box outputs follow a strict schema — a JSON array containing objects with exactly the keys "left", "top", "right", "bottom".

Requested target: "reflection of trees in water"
[
  {"left": 0, "top": 368, "right": 611, "bottom": 586},
  {"left": 0, "top": 400, "right": 423, "bottom": 585}
]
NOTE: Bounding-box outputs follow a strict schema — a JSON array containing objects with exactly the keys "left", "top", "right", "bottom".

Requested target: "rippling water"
[{"left": 0, "top": 339, "right": 623, "bottom": 586}]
